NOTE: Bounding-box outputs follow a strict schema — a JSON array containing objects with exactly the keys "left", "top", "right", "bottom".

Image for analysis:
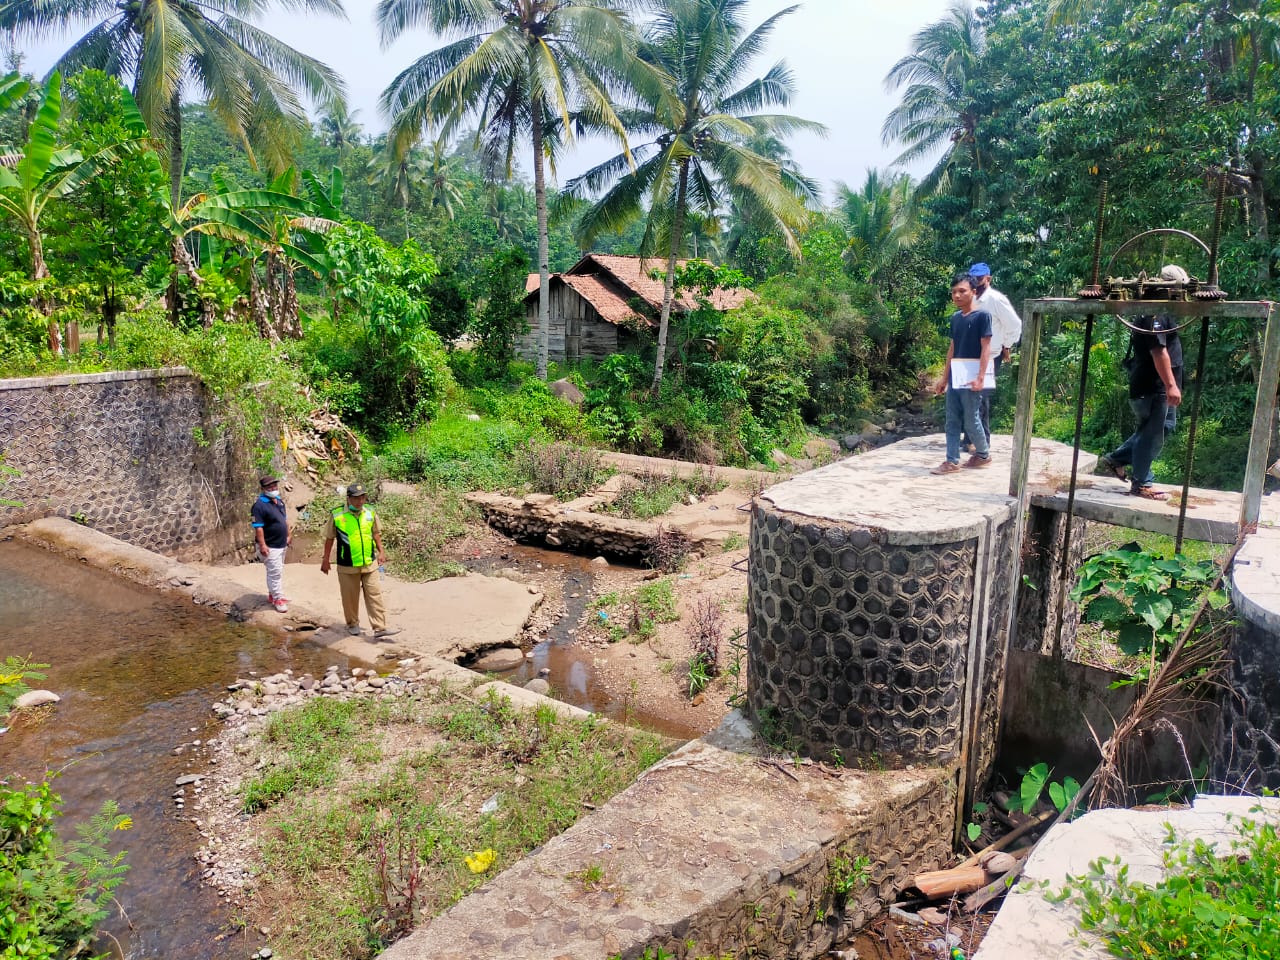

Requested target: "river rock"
[
  {"left": 13, "top": 690, "right": 60, "bottom": 709},
  {"left": 175, "top": 774, "right": 205, "bottom": 786},
  {"left": 803, "top": 437, "right": 841, "bottom": 459},
  {"left": 591, "top": 556, "right": 609, "bottom": 566},
  {"left": 474, "top": 647, "right": 525, "bottom": 671},
  {"left": 523, "top": 678, "right": 551, "bottom": 695}
]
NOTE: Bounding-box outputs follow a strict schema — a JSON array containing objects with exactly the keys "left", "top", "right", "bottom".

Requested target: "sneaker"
[
  {"left": 347, "top": 624, "right": 363, "bottom": 636},
  {"left": 931, "top": 461, "right": 962, "bottom": 475},
  {"left": 373, "top": 627, "right": 403, "bottom": 639},
  {"left": 271, "top": 597, "right": 289, "bottom": 613},
  {"left": 963, "top": 453, "right": 993, "bottom": 469}
]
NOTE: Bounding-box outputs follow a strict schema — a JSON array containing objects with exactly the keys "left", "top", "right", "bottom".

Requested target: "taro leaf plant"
[
  {"left": 1069, "top": 543, "right": 1229, "bottom": 685},
  {"left": 0, "top": 71, "right": 151, "bottom": 353}
]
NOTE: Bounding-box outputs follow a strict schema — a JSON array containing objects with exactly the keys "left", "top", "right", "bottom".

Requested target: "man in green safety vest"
[{"left": 321, "top": 482, "right": 402, "bottom": 638}]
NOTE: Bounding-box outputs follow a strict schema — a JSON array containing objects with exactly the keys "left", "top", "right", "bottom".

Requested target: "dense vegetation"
[{"left": 0, "top": 0, "right": 1275, "bottom": 478}]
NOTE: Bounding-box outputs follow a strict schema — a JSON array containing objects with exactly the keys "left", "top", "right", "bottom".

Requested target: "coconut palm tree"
[
  {"left": 0, "top": 0, "right": 347, "bottom": 205},
  {"left": 880, "top": 0, "right": 986, "bottom": 199},
  {"left": 563, "top": 0, "right": 824, "bottom": 389},
  {"left": 318, "top": 102, "right": 363, "bottom": 153},
  {"left": 376, "top": 0, "right": 638, "bottom": 379},
  {"left": 835, "top": 169, "right": 918, "bottom": 286}
]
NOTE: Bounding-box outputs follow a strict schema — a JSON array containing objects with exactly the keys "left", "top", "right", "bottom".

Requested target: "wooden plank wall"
[{"left": 518, "top": 287, "right": 619, "bottom": 363}]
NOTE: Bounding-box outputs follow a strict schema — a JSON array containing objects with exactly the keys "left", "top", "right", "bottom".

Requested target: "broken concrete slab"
[{"left": 974, "top": 795, "right": 1280, "bottom": 960}]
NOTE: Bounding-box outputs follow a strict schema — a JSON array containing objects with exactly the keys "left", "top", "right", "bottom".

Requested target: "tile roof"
[
  {"left": 571, "top": 254, "right": 753, "bottom": 313},
  {"left": 560, "top": 274, "right": 651, "bottom": 327}
]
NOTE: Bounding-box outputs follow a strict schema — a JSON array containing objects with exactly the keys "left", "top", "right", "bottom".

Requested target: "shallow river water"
[{"left": 0, "top": 540, "right": 350, "bottom": 959}]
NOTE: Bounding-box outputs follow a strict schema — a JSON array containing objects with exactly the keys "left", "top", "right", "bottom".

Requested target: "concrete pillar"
[
  {"left": 1214, "top": 530, "right": 1280, "bottom": 791},
  {"left": 1013, "top": 506, "right": 1084, "bottom": 658}
]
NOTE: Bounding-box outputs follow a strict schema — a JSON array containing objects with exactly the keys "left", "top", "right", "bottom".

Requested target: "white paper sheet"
[{"left": 950, "top": 358, "right": 995, "bottom": 390}]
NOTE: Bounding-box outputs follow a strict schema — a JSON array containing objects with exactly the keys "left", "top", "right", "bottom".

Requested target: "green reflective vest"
[{"left": 332, "top": 505, "right": 376, "bottom": 567}]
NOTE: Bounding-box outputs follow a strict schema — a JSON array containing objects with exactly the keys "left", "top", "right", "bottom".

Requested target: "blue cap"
[{"left": 969, "top": 262, "right": 991, "bottom": 278}]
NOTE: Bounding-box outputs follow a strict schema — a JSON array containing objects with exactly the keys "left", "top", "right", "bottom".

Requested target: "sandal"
[
  {"left": 1130, "top": 485, "right": 1169, "bottom": 501},
  {"left": 1097, "top": 456, "right": 1127, "bottom": 481},
  {"left": 931, "top": 461, "right": 962, "bottom": 475}
]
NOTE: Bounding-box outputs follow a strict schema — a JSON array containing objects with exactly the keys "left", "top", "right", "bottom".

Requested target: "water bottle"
[{"left": 379, "top": 564, "right": 386, "bottom": 580}]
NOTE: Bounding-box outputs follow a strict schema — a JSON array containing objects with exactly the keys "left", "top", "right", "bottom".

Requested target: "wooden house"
[{"left": 518, "top": 254, "right": 751, "bottom": 364}]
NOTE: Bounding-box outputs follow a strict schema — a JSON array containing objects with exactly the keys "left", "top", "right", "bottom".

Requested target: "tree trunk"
[
  {"left": 168, "top": 87, "right": 184, "bottom": 209},
  {"left": 28, "top": 226, "right": 61, "bottom": 355},
  {"left": 532, "top": 108, "right": 551, "bottom": 380},
  {"left": 652, "top": 160, "right": 689, "bottom": 392},
  {"left": 102, "top": 283, "right": 119, "bottom": 349}
]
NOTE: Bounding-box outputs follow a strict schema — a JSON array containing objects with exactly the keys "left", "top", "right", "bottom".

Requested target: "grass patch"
[
  {"left": 603, "top": 468, "right": 725, "bottom": 520},
  {"left": 243, "top": 686, "right": 669, "bottom": 959},
  {"left": 592, "top": 578, "right": 680, "bottom": 643},
  {"left": 512, "top": 441, "right": 609, "bottom": 500},
  {"left": 241, "top": 698, "right": 377, "bottom": 813}
]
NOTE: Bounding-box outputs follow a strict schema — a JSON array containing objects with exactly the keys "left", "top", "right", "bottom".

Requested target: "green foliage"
[
  {"left": 1070, "top": 544, "right": 1229, "bottom": 682},
  {"left": 0, "top": 778, "right": 130, "bottom": 960},
  {"left": 468, "top": 248, "right": 530, "bottom": 380},
  {"left": 1016, "top": 762, "right": 1081, "bottom": 817},
  {"left": 0, "top": 656, "right": 48, "bottom": 717},
  {"left": 1055, "top": 816, "right": 1280, "bottom": 959},
  {"left": 375, "top": 411, "right": 530, "bottom": 491},
  {"left": 242, "top": 698, "right": 366, "bottom": 812},
  {"left": 513, "top": 442, "right": 607, "bottom": 500},
  {"left": 316, "top": 222, "right": 454, "bottom": 437},
  {"left": 827, "top": 853, "right": 872, "bottom": 900}
]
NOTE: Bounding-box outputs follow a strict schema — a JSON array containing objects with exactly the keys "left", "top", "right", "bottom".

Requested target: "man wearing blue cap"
[{"left": 967, "top": 263, "right": 1021, "bottom": 445}]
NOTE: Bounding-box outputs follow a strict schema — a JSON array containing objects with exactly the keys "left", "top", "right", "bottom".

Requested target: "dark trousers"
[{"left": 1106, "top": 392, "right": 1173, "bottom": 489}]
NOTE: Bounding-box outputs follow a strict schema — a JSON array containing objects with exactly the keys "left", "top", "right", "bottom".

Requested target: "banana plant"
[
  {"left": 0, "top": 71, "right": 150, "bottom": 353},
  {"left": 159, "top": 169, "right": 335, "bottom": 330}
]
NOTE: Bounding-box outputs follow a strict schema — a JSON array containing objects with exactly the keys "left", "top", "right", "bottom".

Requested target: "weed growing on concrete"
[
  {"left": 1053, "top": 816, "right": 1280, "bottom": 959},
  {"left": 567, "top": 862, "right": 606, "bottom": 891},
  {"left": 721, "top": 532, "right": 746, "bottom": 552},
  {"left": 827, "top": 854, "right": 872, "bottom": 903},
  {"left": 755, "top": 706, "right": 801, "bottom": 756},
  {"left": 605, "top": 468, "right": 725, "bottom": 520},
  {"left": 514, "top": 442, "right": 607, "bottom": 500}
]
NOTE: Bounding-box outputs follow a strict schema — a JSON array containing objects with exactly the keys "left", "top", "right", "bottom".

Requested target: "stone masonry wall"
[{"left": 0, "top": 368, "right": 253, "bottom": 561}]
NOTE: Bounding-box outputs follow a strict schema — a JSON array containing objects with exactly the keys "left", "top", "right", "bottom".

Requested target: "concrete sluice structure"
[{"left": 747, "top": 434, "right": 1077, "bottom": 813}]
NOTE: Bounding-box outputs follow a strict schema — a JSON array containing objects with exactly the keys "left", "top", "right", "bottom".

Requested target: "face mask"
[{"left": 265, "top": 489, "right": 280, "bottom": 499}]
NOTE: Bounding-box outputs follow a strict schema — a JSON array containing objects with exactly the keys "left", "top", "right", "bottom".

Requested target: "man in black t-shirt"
[{"left": 1098, "top": 305, "right": 1184, "bottom": 500}]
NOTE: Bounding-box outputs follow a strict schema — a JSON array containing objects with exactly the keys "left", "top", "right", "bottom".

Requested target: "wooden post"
[
  {"left": 1009, "top": 308, "right": 1042, "bottom": 500},
  {"left": 1241, "top": 302, "right": 1280, "bottom": 532}
]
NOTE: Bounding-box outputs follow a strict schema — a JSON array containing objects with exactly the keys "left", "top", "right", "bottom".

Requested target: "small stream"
[
  {"left": 459, "top": 542, "right": 705, "bottom": 741},
  {"left": 0, "top": 540, "right": 351, "bottom": 959}
]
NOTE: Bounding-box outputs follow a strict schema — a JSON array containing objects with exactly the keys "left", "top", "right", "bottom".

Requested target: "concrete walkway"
[{"left": 12, "top": 517, "right": 540, "bottom": 666}]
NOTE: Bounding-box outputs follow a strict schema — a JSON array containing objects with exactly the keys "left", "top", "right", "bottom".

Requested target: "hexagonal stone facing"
[{"left": 747, "top": 500, "right": 984, "bottom": 767}]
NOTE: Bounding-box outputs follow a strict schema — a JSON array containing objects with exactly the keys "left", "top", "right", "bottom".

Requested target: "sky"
[{"left": 12, "top": 0, "right": 961, "bottom": 204}]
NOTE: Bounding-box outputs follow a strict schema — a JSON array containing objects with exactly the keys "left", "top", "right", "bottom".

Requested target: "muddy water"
[
  {"left": 0, "top": 541, "right": 350, "bottom": 959},
  {"left": 461, "top": 542, "right": 705, "bottom": 741}
]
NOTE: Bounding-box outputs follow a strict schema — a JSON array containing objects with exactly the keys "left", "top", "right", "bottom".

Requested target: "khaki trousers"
[{"left": 336, "top": 564, "right": 386, "bottom": 631}]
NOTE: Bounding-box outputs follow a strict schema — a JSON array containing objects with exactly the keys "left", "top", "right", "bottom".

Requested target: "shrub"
[
  {"left": 514, "top": 442, "right": 606, "bottom": 500},
  {"left": 0, "top": 778, "right": 130, "bottom": 958}
]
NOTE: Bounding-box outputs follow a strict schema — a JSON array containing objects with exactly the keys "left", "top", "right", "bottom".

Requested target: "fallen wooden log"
[{"left": 912, "top": 865, "right": 990, "bottom": 899}]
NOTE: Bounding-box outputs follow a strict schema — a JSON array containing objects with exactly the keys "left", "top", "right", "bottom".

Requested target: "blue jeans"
[
  {"left": 946, "top": 386, "right": 989, "bottom": 464},
  {"left": 1107, "top": 393, "right": 1171, "bottom": 488}
]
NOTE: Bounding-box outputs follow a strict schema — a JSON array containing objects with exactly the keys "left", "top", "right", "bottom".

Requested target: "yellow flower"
[
  {"left": 115, "top": 817, "right": 133, "bottom": 831},
  {"left": 464, "top": 849, "right": 497, "bottom": 874},
  {"left": 0, "top": 673, "right": 24, "bottom": 686}
]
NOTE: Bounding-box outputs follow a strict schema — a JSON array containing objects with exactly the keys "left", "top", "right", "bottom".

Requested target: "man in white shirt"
[{"left": 967, "top": 262, "right": 1022, "bottom": 445}]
